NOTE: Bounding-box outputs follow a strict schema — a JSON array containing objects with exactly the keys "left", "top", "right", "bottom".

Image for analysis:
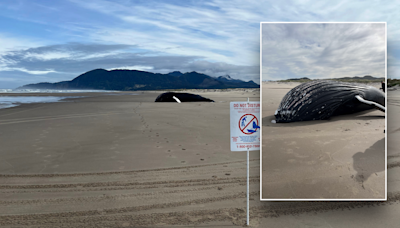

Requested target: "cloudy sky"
[
  {"left": 262, "top": 23, "right": 386, "bottom": 81},
  {"left": 0, "top": 0, "right": 399, "bottom": 88}
]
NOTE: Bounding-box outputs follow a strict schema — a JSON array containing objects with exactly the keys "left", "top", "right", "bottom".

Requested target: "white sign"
[{"left": 230, "top": 102, "right": 260, "bottom": 151}]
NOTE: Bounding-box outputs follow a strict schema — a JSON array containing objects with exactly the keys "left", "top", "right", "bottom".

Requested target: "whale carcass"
[
  {"left": 274, "top": 80, "right": 385, "bottom": 123},
  {"left": 155, "top": 92, "right": 214, "bottom": 103}
]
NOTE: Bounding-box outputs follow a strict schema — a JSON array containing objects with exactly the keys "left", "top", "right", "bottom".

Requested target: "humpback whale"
[
  {"left": 155, "top": 92, "right": 214, "bottom": 102},
  {"left": 274, "top": 80, "right": 385, "bottom": 123}
]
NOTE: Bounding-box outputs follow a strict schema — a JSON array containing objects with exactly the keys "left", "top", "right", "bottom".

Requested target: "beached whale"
[
  {"left": 274, "top": 80, "right": 385, "bottom": 123},
  {"left": 155, "top": 92, "right": 214, "bottom": 102}
]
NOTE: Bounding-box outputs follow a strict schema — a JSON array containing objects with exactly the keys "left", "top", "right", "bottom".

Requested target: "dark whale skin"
[
  {"left": 155, "top": 92, "right": 214, "bottom": 102},
  {"left": 274, "top": 80, "right": 385, "bottom": 123}
]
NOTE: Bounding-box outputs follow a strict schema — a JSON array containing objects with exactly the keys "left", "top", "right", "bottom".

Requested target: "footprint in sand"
[
  {"left": 286, "top": 149, "right": 293, "bottom": 154},
  {"left": 307, "top": 160, "right": 316, "bottom": 165}
]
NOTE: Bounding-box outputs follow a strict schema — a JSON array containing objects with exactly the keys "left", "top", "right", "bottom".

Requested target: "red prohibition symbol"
[{"left": 238, "top": 114, "right": 259, "bottom": 135}]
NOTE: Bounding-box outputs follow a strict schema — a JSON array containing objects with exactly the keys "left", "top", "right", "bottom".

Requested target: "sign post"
[
  {"left": 230, "top": 99, "right": 260, "bottom": 226},
  {"left": 247, "top": 146, "right": 249, "bottom": 225}
]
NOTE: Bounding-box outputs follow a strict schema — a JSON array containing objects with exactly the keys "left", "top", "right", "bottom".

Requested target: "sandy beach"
[
  {"left": 1, "top": 88, "right": 400, "bottom": 227},
  {"left": 0, "top": 89, "right": 264, "bottom": 227},
  {"left": 262, "top": 82, "right": 386, "bottom": 199},
  {"left": 253, "top": 88, "right": 400, "bottom": 227}
]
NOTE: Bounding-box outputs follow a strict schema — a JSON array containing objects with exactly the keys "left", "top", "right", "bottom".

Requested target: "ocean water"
[
  {"left": 0, "top": 89, "right": 116, "bottom": 93},
  {"left": 0, "top": 89, "right": 140, "bottom": 109},
  {"left": 0, "top": 96, "right": 82, "bottom": 110}
]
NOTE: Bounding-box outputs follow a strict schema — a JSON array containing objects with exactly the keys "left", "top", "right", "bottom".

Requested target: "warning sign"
[
  {"left": 230, "top": 102, "right": 260, "bottom": 151},
  {"left": 239, "top": 114, "right": 259, "bottom": 135}
]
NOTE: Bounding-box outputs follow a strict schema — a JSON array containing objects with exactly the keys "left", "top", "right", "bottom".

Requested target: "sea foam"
[
  {"left": 1, "top": 89, "right": 116, "bottom": 93},
  {"left": 0, "top": 96, "right": 82, "bottom": 110}
]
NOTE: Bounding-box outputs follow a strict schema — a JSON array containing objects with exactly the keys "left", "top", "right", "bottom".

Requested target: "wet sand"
[{"left": 262, "top": 82, "right": 386, "bottom": 199}]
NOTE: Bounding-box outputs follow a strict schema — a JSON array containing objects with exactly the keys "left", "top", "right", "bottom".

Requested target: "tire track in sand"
[{"left": 0, "top": 192, "right": 400, "bottom": 227}]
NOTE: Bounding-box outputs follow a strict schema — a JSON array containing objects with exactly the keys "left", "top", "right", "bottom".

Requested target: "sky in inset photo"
[
  {"left": 0, "top": 0, "right": 399, "bottom": 88},
  {"left": 262, "top": 23, "right": 386, "bottom": 81}
]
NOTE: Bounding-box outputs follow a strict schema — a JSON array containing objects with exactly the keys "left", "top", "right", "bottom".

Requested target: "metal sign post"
[
  {"left": 230, "top": 98, "right": 260, "bottom": 226},
  {"left": 247, "top": 146, "right": 249, "bottom": 225},
  {"left": 246, "top": 98, "right": 250, "bottom": 226}
]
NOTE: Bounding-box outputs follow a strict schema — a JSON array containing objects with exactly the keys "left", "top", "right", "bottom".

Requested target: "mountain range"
[
  {"left": 17, "top": 69, "right": 259, "bottom": 91},
  {"left": 279, "top": 75, "right": 384, "bottom": 82}
]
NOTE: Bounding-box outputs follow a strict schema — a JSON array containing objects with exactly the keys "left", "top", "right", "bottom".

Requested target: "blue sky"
[
  {"left": 262, "top": 23, "right": 386, "bottom": 80},
  {"left": 0, "top": 0, "right": 399, "bottom": 88}
]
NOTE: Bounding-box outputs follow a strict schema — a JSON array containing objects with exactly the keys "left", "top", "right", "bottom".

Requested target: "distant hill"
[
  {"left": 17, "top": 69, "right": 259, "bottom": 91},
  {"left": 277, "top": 77, "right": 311, "bottom": 83},
  {"left": 388, "top": 79, "right": 400, "bottom": 87},
  {"left": 277, "top": 75, "right": 384, "bottom": 83},
  {"left": 331, "top": 75, "right": 384, "bottom": 82},
  {"left": 288, "top": 77, "right": 311, "bottom": 81}
]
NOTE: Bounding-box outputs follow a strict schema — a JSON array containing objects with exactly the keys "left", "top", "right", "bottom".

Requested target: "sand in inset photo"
[{"left": 261, "top": 22, "right": 386, "bottom": 200}]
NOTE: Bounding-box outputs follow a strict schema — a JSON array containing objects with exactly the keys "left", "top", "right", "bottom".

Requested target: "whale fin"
[
  {"left": 355, "top": 95, "right": 385, "bottom": 112},
  {"left": 172, "top": 96, "right": 181, "bottom": 103}
]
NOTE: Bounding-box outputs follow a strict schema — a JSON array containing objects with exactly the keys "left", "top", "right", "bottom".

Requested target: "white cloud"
[
  {"left": 262, "top": 23, "right": 386, "bottom": 80},
  {"left": 107, "top": 65, "right": 154, "bottom": 71},
  {"left": 68, "top": 0, "right": 259, "bottom": 65},
  {"left": 0, "top": 67, "right": 56, "bottom": 75},
  {"left": 0, "top": 0, "right": 399, "bottom": 87},
  {"left": 0, "top": 34, "right": 43, "bottom": 52},
  {"left": 24, "top": 52, "right": 72, "bottom": 60}
]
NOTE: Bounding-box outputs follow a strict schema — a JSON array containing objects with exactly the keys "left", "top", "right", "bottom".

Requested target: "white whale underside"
[
  {"left": 355, "top": 95, "right": 385, "bottom": 112},
  {"left": 172, "top": 96, "right": 181, "bottom": 103}
]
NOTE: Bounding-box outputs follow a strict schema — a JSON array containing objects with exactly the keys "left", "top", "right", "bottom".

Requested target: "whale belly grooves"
[{"left": 274, "top": 80, "right": 385, "bottom": 123}]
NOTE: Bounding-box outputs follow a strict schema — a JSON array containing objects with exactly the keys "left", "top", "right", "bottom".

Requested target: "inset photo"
[{"left": 260, "top": 22, "right": 386, "bottom": 200}]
